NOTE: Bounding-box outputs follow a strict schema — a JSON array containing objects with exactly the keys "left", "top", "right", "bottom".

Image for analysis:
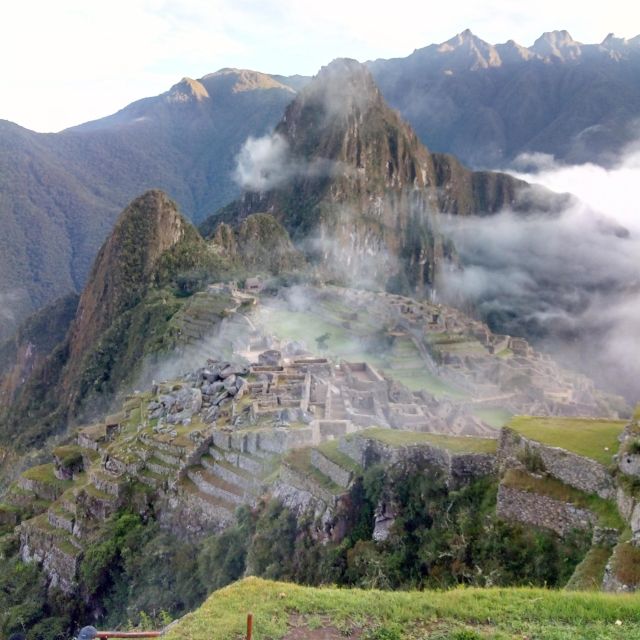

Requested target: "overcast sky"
[{"left": 2, "top": 0, "right": 639, "bottom": 132}]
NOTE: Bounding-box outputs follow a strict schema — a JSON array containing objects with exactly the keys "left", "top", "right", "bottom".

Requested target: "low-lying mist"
[
  {"left": 234, "top": 132, "right": 344, "bottom": 191},
  {"left": 439, "top": 145, "right": 640, "bottom": 401}
]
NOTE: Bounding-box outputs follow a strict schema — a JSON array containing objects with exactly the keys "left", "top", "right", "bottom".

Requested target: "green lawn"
[
  {"left": 22, "top": 464, "right": 71, "bottom": 492},
  {"left": 508, "top": 416, "right": 627, "bottom": 465},
  {"left": 472, "top": 408, "right": 513, "bottom": 429},
  {"left": 261, "top": 308, "right": 356, "bottom": 356},
  {"left": 385, "top": 367, "right": 469, "bottom": 399},
  {"left": 165, "top": 576, "right": 640, "bottom": 640},
  {"left": 358, "top": 428, "right": 498, "bottom": 454}
]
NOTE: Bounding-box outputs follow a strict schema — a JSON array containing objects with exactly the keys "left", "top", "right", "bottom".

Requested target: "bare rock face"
[{"left": 373, "top": 501, "right": 397, "bottom": 542}]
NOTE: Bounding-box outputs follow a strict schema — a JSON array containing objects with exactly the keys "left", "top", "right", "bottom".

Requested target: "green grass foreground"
[
  {"left": 508, "top": 417, "right": 626, "bottom": 465},
  {"left": 164, "top": 577, "right": 640, "bottom": 639}
]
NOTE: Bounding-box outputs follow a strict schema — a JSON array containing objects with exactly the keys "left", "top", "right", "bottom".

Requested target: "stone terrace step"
[
  {"left": 47, "top": 506, "right": 75, "bottom": 534},
  {"left": 89, "top": 469, "right": 124, "bottom": 497},
  {"left": 200, "top": 455, "right": 260, "bottom": 493},
  {"left": 230, "top": 450, "right": 275, "bottom": 476},
  {"left": 179, "top": 478, "right": 237, "bottom": 518},
  {"left": 209, "top": 445, "right": 273, "bottom": 476},
  {"left": 139, "top": 435, "right": 185, "bottom": 459},
  {"left": 138, "top": 468, "right": 167, "bottom": 489},
  {"left": 186, "top": 466, "right": 248, "bottom": 505},
  {"left": 146, "top": 456, "right": 179, "bottom": 477}
]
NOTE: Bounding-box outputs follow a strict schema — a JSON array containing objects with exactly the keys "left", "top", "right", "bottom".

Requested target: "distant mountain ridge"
[
  {"left": 367, "top": 29, "right": 640, "bottom": 168},
  {"left": 2, "top": 29, "right": 640, "bottom": 340}
]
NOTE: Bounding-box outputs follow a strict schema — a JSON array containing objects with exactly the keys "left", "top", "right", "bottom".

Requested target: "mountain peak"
[
  {"left": 292, "top": 57, "right": 382, "bottom": 119},
  {"left": 532, "top": 30, "right": 582, "bottom": 59},
  {"left": 166, "top": 77, "right": 210, "bottom": 103},
  {"left": 600, "top": 32, "right": 639, "bottom": 51},
  {"left": 314, "top": 58, "right": 375, "bottom": 86},
  {"left": 440, "top": 29, "right": 489, "bottom": 50},
  {"left": 495, "top": 39, "right": 536, "bottom": 63},
  {"left": 437, "top": 30, "right": 500, "bottom": 69},
  {"left": 66, "top": 191, "right": 187, "bottom": 360},
  {"left": 202, "top": 68, "right": 295, "bottom": 93}
]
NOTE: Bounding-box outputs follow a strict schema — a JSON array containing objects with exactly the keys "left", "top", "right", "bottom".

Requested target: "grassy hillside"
[{"left": 166, "top": 577, "right": 640, "bottom": 640}]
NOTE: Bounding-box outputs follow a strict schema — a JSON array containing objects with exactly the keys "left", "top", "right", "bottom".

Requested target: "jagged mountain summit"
[
  {"left": 391, "top": 28, "right": 640, "bottom": 71},
  {"left": 368, "top": 29, "right": 640, "bottom": 167},
  {"left": 206, "top": 58, "right": 541, "bottom": 293}
]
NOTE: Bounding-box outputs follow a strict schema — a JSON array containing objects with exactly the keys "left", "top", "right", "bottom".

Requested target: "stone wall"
[
  {"left": 17, "top": 476, "right": 65, "bottom": 502},
  {"left": 273, "top": 465, "right": 337, "bottom": 525},
  {"left": 498, "top": 428, "right": 616, "bottom": 500},
  {"left": 310, "top": 450, "right": 352, "bottom": 488},
  {"left": 159, "top": 492, "right": 234, "bottom": 539},
  {"left": 602, "top": 542, "right": 640, "bottom": 593},
  {"left": 615, "top": 485, "right": 640, "bottom": 545},
  {"left": 338, "top": 433, "right": 496, "bottom": 486},
  {"left": 496, "top": 484, "right": 596, "bottom": 536},
  {"left": 20, "top": 520, "right": 81, "bottom": 593},
  {"left": 451, "top": 453, "right": 497, "bottom": 486}
]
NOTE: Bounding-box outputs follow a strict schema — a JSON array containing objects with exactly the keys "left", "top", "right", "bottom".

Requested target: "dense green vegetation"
[
  {"left": 0, "top": 457, "right": 593, "bottom": 639},
  {"left": 198, "top": 461, "right": 588, "bottom": 592}
]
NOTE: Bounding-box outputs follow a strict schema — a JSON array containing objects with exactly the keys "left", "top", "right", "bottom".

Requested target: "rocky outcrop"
[
  {"left": 63, "top": 191, "right": 192, "bottom": 391},
  {"left": 271, "top": 464, "right": 339, "bottom": 537},
  {"left": 20, "top": 516, "right": 82, "bottom": 593},
  {"left": 206, "top": 214, "right": 304, "bottom": 275}
]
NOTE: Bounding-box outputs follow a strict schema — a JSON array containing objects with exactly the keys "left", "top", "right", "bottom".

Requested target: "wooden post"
[{"left": 246, "top": 613, "right": 253, "bottom": 640}]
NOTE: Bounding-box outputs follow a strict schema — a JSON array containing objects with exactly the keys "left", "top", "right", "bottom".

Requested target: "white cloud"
[
  {"left": 234, "top": 132, "right": 344, "bottom": 190},
  {"left": 439, "top": 143, "right": 640, "bottom": 401},
  {"left": 512, "top": 146, "right": 640, "bottom": 232},
  {"left": 2, "top": 0, "right": 639, "bottom": 131},
  {"left": 234, "top": 134, "right": 291, "bottom": 190}
]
